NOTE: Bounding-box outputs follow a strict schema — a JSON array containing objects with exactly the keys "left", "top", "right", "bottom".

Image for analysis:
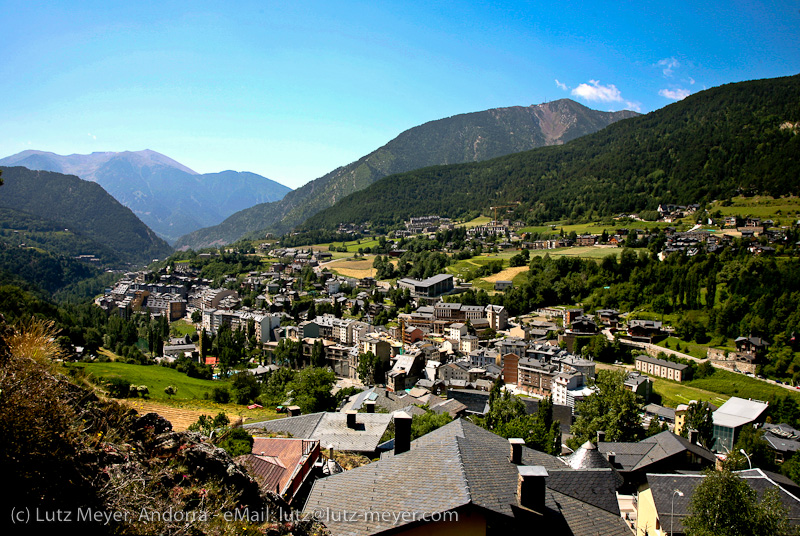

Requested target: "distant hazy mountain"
[
  {"left": 0, "top": 166, "right": 173, "bottom": 266},
  {"left": 0, "top": 150, "right": 292, "bottom": 243},
  {"left": 175, "top": 99, "right": 639, "bottom": 249}
]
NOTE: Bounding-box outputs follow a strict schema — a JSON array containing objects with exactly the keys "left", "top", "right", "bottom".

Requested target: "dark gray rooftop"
[
  {"left": 244, "top": 412, "right": 392, "bottom": 453},
  {"left": 763, "top": 423, "right": 800, "bottom": 453},
  {"left": 305, "top": 419, "right": 631, "bottom": 536},
  {"left": 597, "top": 431, "right": 716, "bottom": 472}
]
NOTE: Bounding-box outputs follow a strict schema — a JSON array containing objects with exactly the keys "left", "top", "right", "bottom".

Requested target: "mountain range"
[
  {"left": 0, "top": 150, "right": 292, "bottom": 243},
  {"left": 299, "top": 74, "right": 800, "bottom": 231},
  {"left": 174, "top": 99, "right": 639, "bottom": 249}
]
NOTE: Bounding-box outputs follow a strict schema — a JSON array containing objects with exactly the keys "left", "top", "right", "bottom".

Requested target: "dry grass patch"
[
  {"left": 483, "top": 266, "right": 529, "bottom": 283},
  {"left": 122, "top": 400, "right": 225, "bottom": 431}
]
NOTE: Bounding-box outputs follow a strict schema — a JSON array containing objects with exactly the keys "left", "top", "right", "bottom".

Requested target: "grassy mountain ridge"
[
  {"left": 175, "top": 99, "right": 638, "bottom": 249},
  {"left": 0, "top": 166, "right": 173, "bottom": 265},
  {"left": 300, "top": 74, "right": 800, "bottom": 230},
  {"left": 0, "top": 150, "right": 293, "bottom": 243}
]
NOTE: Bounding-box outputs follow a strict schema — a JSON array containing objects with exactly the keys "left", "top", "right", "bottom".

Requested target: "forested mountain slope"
[
  {"left": 176, "top": 99, "right": 637, "bottom": 248},
  {"left": 302, "top": 75, "right": 800, "bottom": 230}
]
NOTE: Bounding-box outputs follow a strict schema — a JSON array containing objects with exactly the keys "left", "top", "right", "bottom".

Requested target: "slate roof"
[
  {"left": 395, "top": 404, "right": 427, "bottom": 417},
  {"left": 596, "top": 442, "right": 653, "bottom": 471},
  {"left": 305, "top": 420, "right": 631, "bottom": 536},
  {"left": 647, "top": 469, "right": 800, "bottom": 534},
  {"left": 429, "top": 398, "right": 468, "bottom": 418},
  {"left": 645, "top": 403, "right": 676, "bottom": 421},
  {"left": 244, "top": 412, "right": 392, "bottom": 453},
  {"left": 446, "top": 389, "right": 490, "bottom": 415},
  {"left": 565, "top": 441, "right": 616, "bottom": 470},
  {"left": 343, "top": 386, "right": 431, "bottom": 413},
  {"left": 597, "top": 431, "right": 716, "bottom": 472},
  {"left": 245, "top": 412, "right": 324, "bottom": 439},
  {"left": 763, "top": 423, "right": 800, "bottom": 453},
  {"left": 563, "top": 441, "right": 625, "bottom": 489}
]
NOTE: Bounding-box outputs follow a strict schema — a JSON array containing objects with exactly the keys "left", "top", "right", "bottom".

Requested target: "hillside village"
[{"left": 80, "top": 205, "right": 800, "bottom": 534}]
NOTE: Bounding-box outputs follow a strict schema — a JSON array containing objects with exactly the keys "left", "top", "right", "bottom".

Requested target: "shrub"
[
  {"left": 216, "top": 427, "right": 254, "bottom": 457},
  {"left": 107, "top": 377, "right": 132, "bottom": 398},
  {"left": 212, "top": 386, "right": 231, "bottom": 404}
]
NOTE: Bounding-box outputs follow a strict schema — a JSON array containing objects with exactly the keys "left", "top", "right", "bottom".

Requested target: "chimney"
[
  {"left": 517, "top": 466, "right": 548, "bottom": 511},
  {"left": 688, "top": 429, "right": 699, "bottom": 445},
  {"left": 394, "top": 411, "right": 412, "bottom": 455},
  {"left": 509, "top": 438, "right": 525, "bottom": 465},
  {"left": 328, "top": 444, "right": 335, "bottom": 459},
  {"left": 365, "top": 400, "right": 376, "bottom": 413},
  {"left": 597, "top": 430, "right": 606, "bottom": 443},
  {"left": 607, "top": 452, "right": 616, "bottom": 466},
  {"left": 345, "top": 410, "right": 357, "bottom": 429}
]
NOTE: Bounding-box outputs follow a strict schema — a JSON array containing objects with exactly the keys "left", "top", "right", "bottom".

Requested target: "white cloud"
[
  {"left": 571, "top": 80, "right": 622, "bottom": 103},
  {"left": 571, "top": 80, "right": 640, "bottom": 111},
  {"left": 88, "top": 132, "right": 97, "bottom": 140},
  {"left": 659, "top": 88, "right": 690, "bottom": 100},
  {"left": 555, "top": 79, "right": 568, "bottom": 91},
  {"left": 688, "top": 77, "right": 695, "bottom": 85},
  {"left": 657, "top": 57, "right": 680, "bottom": 77}
]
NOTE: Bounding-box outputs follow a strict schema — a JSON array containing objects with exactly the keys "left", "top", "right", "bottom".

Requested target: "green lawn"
[
  {"left": 651, "top": 367, "right": 800, "bottom": 409},
  {"left": 650, "top": 377, "right": 730, "bottom": 408},
  {"left": 66, "top": 362, "right": 228, "bottom": 401},
  {"left": 710, "top": 195, "right": 800, "bottom": 222},
  {"left": 512, "top": 270, "right": 529, "bottom": 286},
  {"left": 456, "top": 216, "right": 491, "bottom": 228},
  {"left": 446, "top": 253, "right": 517, "bottom": 281},
  {"left": 311, "top": 239, "right": 382, "bottom": 253},
  {"left": 655, "top": 336, "right": 710, "bottom": 360},
  {"left": 529, "top": 246, "right": 646, "bottom": 260},
  {"left": 171, "top": 319, "right": 197, "bottom": 337},
  {"left": 471, "top": 279, "right": 495, "bottom": 291},
  {"left": 687, "top": 368, "right": 800, "bottom": 404}
]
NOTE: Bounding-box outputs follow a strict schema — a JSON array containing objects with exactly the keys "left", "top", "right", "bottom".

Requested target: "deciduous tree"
[
  {"left": 683, "top": 469, "right": 794, "bottom": 536},
  {"left": 568, "top": 369, "right": 644, "bottom": 449}
]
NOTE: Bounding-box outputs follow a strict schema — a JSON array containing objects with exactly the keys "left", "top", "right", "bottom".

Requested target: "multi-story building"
[
  {"left": 202, "top": 309, "right": 281, "bottom": 342},
  {"left": 635, "top": 355, "right": 688, "bottom": 382},
  {"left": 446, "top": 323, "right": 468, "bottom": 342},
  {"left": 434, "top": 302, "right": 463, "bottom": 320},
  {"left": 486, "top": 304, "right": 508, "bottom": 331},
  {"left": 552, "top": 371, "right": 597, "bottom": 410},
  {"left": 712, "top": 396, "right": 769, "bottom": 453},
  {"left": 201, "top": 288, "right": 239, "bottom": 310},
  {"left": 504, "top": 353, "right": 557, "bottom": 396},
  {"left": 397, "top": 273, "right": 454, "bottom": 298},
  {"left": 469, "top": 348, "right": 501, "bottom": 368}
]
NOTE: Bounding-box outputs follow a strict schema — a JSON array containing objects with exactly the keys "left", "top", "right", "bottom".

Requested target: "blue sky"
[{"left": 1, "top": 0, "right": 798, "bottom": 189}]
